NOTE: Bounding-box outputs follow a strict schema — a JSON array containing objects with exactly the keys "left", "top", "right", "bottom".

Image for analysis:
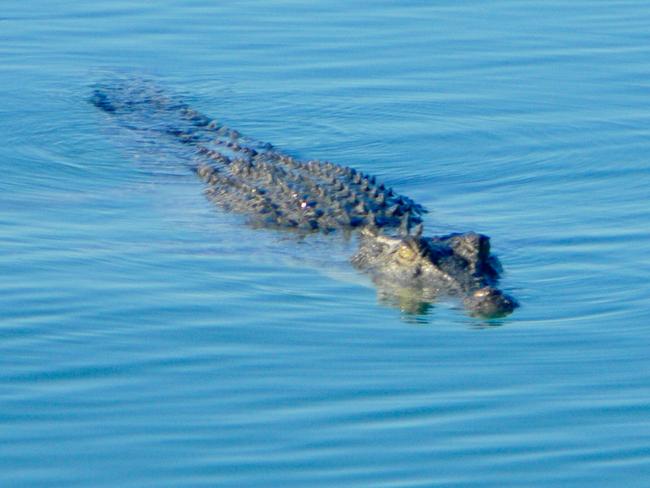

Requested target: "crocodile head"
[{"left": 352, "top": 228, "right": 518, "bottom": 318}]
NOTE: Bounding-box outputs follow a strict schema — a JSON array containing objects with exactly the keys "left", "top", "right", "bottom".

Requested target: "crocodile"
[{"left": 91, "top": 80, "right": 518, "bottom": 317}]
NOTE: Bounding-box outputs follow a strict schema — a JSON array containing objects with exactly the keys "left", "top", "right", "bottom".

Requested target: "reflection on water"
[{"left": 377, "top": 285, "right": 435, "bottom": 317}]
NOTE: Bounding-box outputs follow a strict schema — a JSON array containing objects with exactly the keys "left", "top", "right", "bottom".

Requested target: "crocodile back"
[{"left": 92, "top": 79, "right": 426, "bottom": 234}]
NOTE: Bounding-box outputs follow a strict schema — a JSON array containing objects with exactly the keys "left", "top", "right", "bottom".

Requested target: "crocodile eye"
[{"left": 397, "top": 244, "right": 416, "bottom": 261}]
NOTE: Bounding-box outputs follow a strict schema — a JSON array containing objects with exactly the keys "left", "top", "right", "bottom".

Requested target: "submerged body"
[{"left": 92, "top": 80, "right": 517, "bottom": 317}]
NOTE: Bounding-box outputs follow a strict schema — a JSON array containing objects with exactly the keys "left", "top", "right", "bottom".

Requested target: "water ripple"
[{"left": 3, "top": 0, "right": 650, "bottom": 486}]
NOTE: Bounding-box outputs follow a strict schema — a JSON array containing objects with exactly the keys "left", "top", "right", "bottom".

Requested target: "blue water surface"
[{"left": 2, "top": 1, "right": 650, "bottom": 486}]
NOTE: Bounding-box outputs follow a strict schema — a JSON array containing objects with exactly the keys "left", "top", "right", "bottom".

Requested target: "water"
[{"left": 2, "top": 0, "right": 650, "bottom": 486}]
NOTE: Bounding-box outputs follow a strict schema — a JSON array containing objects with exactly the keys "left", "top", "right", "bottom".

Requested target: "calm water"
[{"left": 2, "top": 1, "right": 650, "bottom": 486}]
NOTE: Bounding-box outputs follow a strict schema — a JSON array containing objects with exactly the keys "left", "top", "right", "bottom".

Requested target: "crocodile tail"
[
  {"left": 90, "top": 79, "right": 206, "bottom": 139},
  {"left": 91, "top": 78, "right": 278, "bottom": 168}
]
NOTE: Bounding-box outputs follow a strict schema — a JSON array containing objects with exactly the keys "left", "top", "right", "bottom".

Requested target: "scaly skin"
[{"left": 91, "top": 80, "right": 517, "bottom": 317}]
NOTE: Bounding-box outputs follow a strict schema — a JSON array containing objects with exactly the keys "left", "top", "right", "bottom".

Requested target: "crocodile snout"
[{"left": 466, "top": 286, "right": 518, "bottom": 318}]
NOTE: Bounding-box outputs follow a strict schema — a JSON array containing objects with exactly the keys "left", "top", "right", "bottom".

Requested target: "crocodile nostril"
[{"left": 473, "top": 287, "right": 497, "bottom": 299}]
